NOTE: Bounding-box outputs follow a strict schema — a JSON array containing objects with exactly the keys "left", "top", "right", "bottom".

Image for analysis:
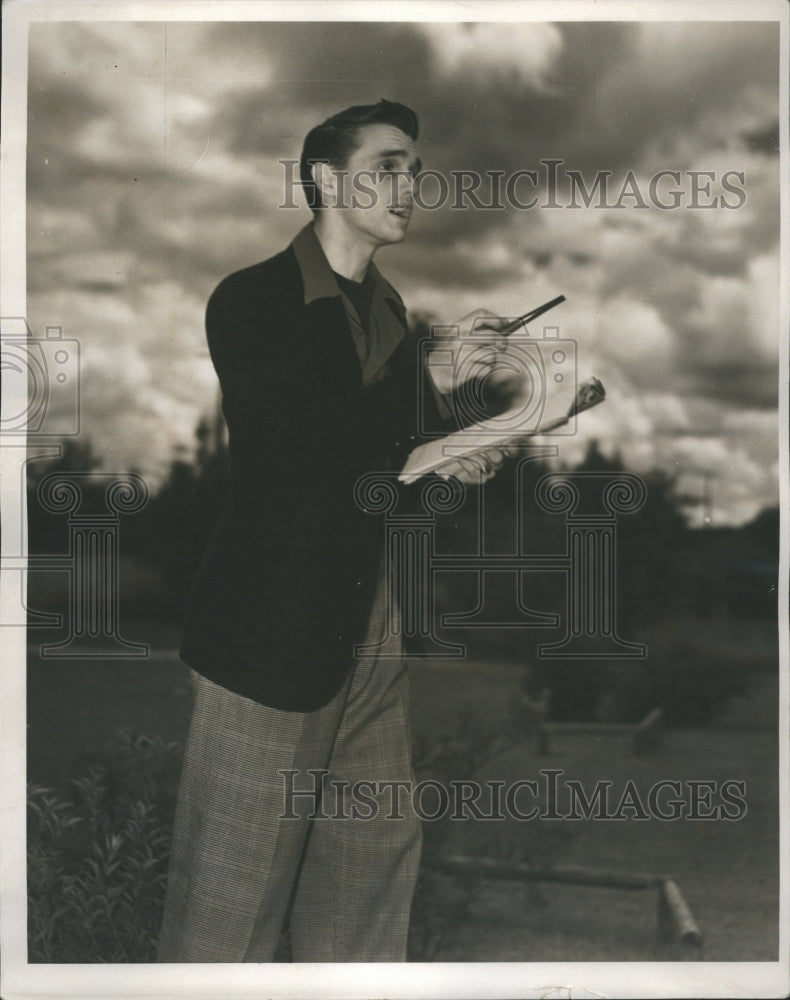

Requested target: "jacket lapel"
[{"left": 299, "top": 297, "right": 363, "bottom": 396}]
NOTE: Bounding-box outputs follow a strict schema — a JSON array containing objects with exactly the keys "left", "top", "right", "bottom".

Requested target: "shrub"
[
  {"left": 28, "top": 731, "right": 181, "bottom": 963},
  {"left": 29, "top": 713, "right": 575, "bottom": 963}
]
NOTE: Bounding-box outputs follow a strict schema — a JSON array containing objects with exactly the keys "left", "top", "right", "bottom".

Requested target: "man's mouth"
[{"left": 389, "top": 206, "right": 411, "bottom": 220}]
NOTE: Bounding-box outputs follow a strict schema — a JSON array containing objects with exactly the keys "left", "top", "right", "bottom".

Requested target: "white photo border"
[{"left": 2, "top": 1, "right": 788, "bottom": 998}]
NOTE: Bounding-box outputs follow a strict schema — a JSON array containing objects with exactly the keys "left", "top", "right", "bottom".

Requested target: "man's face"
[{"left": 327, "top": 123, "right": 421, "bottom": 250}]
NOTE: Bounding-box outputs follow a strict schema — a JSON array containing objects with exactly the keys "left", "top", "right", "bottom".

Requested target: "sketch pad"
[{"left": 400, "top": 343, "right": 605, "bottom": 484}]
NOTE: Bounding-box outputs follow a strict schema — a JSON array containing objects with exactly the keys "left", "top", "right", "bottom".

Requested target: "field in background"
[
  {"left": 26, "top": 617, "right": 779, "bottom": 962},
  {"left": 411, "top": 672, "right": 778, "bottom": 960}
]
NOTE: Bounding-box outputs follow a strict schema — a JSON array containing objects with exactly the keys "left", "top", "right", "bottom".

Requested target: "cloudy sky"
[{"left": 25, "top": 14, "right": 782, "bottom": 525}]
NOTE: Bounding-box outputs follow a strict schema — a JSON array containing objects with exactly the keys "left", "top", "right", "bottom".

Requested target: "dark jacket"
[{"left": 179, "top": 242, "right": 444, "bottom": 711}]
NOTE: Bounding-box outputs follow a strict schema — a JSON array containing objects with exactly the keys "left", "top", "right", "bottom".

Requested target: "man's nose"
[{"left": 398, "top": 172, "right": 414, "bottom": 200}]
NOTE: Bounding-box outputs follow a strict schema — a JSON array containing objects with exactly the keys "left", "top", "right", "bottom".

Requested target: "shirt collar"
[{"left": 291, "top": 222, "right": 405, "bottom": 315}]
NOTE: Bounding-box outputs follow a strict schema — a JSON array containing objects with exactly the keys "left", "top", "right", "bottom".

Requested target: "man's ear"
[{"left": 311, "top": 161, "right": 336, "bottom": 209}]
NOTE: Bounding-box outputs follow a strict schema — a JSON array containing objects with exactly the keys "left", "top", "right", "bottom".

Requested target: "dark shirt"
[
  {"left": 291, "top": 224, "right": 406, "bottom": 386},
  {"left": 333, "top": 271, "right": 374, "bottom": 334}
]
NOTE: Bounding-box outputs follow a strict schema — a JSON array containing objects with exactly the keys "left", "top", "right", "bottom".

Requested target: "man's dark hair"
[{"left": 299, "top": 99, "right": 419, "bottom": 214}]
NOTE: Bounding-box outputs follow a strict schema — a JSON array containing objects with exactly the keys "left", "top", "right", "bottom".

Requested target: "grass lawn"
[
  {"left": 26, "top": 620, "right": 780, "bottom": 962},
  {"left": 408, "top": 653, "right": 779, "bottom": 962},
  {"left": 419, "top": 725, "right": 778, "bottom": 961}
]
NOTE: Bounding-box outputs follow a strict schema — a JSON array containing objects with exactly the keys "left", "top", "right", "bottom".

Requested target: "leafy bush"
[
  {"left": 601, "top": 637, "right": 755, "bottom": 726},
  {"left": 28, "top": 731, "right": 181, "bottom": 963},
  {"left": 29, "top": 714, "right": 577, "bottom": 964}
]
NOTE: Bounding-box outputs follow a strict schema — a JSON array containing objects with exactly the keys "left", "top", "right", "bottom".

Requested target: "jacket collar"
[{"left": 291, "top": 222, "right": 405, "bottom": 318}]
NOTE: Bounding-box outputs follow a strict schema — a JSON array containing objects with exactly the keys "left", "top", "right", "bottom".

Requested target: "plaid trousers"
[{"left": 157, "top": 574, "right": 421, "bottom": 963}]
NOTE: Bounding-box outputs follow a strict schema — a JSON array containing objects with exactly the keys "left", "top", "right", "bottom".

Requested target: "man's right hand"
[{"left": 425, "top": 309, "right": 514, "bottom": 396}]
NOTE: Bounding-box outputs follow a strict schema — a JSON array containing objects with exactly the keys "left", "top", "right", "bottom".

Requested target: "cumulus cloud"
[
  {"left": 23, "top": 17, "right": 782, "bottom": 519},
  {"left": 418, "top": 22, "right": 563, "bottom": 90}
]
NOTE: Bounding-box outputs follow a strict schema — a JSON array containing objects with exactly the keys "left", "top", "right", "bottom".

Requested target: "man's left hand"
[{"left": 435, "top": 446, "right": 507, "bottom": 486}]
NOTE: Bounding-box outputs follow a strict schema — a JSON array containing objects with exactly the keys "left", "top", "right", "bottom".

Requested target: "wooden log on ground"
[
  {"left": 431, "top": 854, "right": 665, "bottom": 890},
  {"left": 543, "top": 722, "right": 633, "bottom": 736},
  {"left": 658, "top": 878, "right": 703, "bottom": 947},
  {"left": 429, "top": 855, "right": 703, "bottom": 949}
]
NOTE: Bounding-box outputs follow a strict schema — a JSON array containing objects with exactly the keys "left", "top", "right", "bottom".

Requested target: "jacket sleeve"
[{"left": 205, "top": 276, "right": 441, "bottom": 516}]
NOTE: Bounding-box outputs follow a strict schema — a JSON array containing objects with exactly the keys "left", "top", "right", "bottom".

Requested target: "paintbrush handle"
[{"left": 502, "top": 294, "right": 566, "bottom": 335}]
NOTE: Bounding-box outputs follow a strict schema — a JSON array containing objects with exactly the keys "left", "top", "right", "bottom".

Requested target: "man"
[{"left": 158, "top": 100, "right": 512, "bottom": 964}]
